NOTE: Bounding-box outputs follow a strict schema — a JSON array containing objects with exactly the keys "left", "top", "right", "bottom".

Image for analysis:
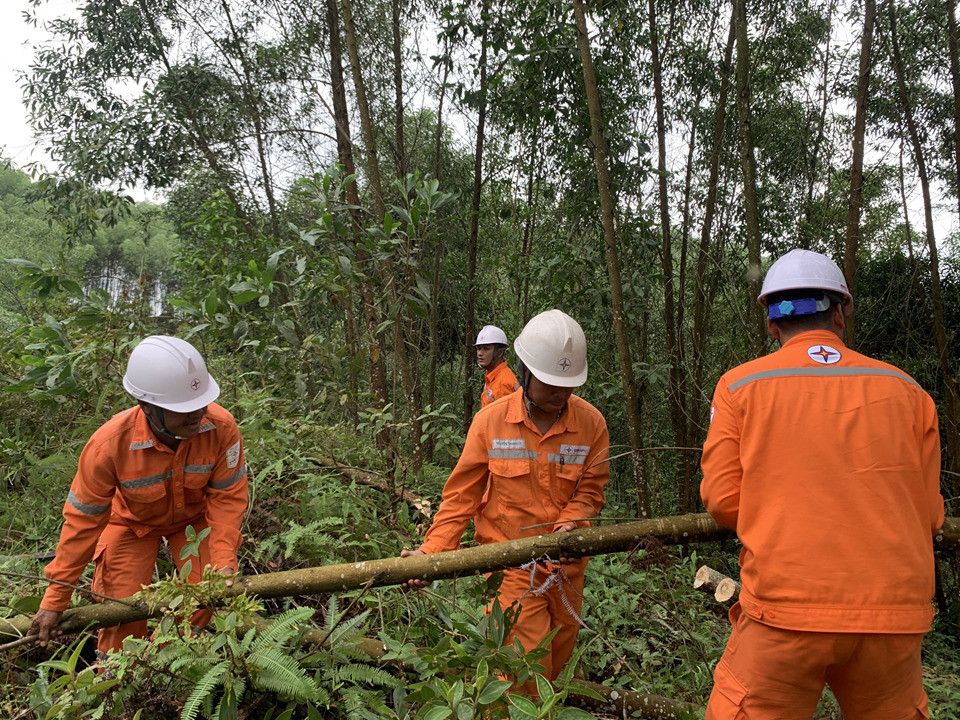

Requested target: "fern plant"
[
  {"left": 167, "top": 607, "right": 322, "bottom": 720},
  {"left": 300, "top": 596, "right": 400, "bottom": 720}
]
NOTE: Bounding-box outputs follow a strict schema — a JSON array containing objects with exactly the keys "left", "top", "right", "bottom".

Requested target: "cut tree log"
[
  {"left": 693, "top": 565, "right": 740, "bottom": 604},
  {"left": 693, "top": 565, "right": 728, "bottom": 594},
  {"left": 4, "top": 513, "right": 958, "bottom": 643}
]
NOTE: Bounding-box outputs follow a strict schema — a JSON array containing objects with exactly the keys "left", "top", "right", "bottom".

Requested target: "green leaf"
[
  {"left": 508, "top": 694, "right": 539, "bottom": 717},
  {"left": 534, "top": 674, "right": 554, "bottom": 704},
  {"left": 422, "top": 708, "right": 452, "bottom": 720},
  {"left": 477, "top": 679, "right": 512, "bottom": 705},
  {"left": 233, "top": 290, "right": 260, "bottom": 304},
  {"left": 556, "top": 709, "right": 597, "bottom": 720}
]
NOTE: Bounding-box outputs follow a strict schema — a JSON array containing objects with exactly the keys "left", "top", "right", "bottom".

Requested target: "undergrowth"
[{"left": 2, "top": 417, "right": 959, "bottom": 718}]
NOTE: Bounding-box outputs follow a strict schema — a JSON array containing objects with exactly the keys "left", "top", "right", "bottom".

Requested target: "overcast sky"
[{"left": 0, "top": 3, "right": 47, "bottom": 171}]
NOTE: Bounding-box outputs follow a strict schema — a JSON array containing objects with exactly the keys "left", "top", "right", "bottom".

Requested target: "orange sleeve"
[
  {"left": 204, "top": 424, "right": 248, "bottom": 571},
  {"left": 922, "top": 394, "right": 945, "bottom": 535},
  {"left": 555, "top": 412, "right": 609, "bottom": 528},
  {"left": 419, "top": 416, "right": 491, "bottom": 554},
  {"left": 41, "top": 439, "right": 118, "bottom": 612},
  {"left": 700, "top": 377, "right": 743, "bottom": 530}
]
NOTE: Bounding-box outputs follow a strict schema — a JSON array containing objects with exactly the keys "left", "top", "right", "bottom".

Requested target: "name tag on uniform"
[
  {"left": 493, "top": 438, "right": 526, "bottom": 449},
  {"left": 560, "top": 444, "right": 590, "bottom": 456}
]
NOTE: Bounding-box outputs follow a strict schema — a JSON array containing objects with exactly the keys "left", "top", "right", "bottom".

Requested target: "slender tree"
[
  {"left": 461, "top": 0, "right": 490, "bottom": 433},
  {"left": 887, "top": 0, "right": 960, "bottom": 488},
  {"left": 733, "top": 0, "right": 765, "bottom": 352},
  {"left": 843, "top": 0, "right": 876, "bottom": 349},
  {"left": 573, "top": 0, "right": 651, "bottom": 518}
]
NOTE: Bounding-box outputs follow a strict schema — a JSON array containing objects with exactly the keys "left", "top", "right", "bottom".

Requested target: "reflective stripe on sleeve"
[
  {"left": 547, "top": 453, "right": 587, "bottom": 465},
  {"left": 129, "top": 440, "right": 154, "bottom": 450},
  {"left": 209, "top": 464, "right": 247, "bottom": 490},
  {"left": 120, "top": 471, "right": 171, "bottom": 490},
  {"left": 487, "top": 449, "right": 538, "bottom": 460},
  {"left": 729, "top": 366, "right": 920, "bottom": 392},
  {"left": 185, "top": 464, "right": 216, "bottom": 474},
  {"left": 66, "top": 490, "right": 110, "bottom": 515}
]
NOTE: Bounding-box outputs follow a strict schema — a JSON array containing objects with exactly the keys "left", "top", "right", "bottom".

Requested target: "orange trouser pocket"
[{"left": 705, "top": 660, "right": 747, "bottom": 720}]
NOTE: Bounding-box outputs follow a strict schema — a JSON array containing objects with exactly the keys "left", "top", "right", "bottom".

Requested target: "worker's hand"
[
  {"left": 215, "top": 566, "right": 237, "bottom": 588},
  {"left": 28, "top": 609, "right": 63, "bottom": 648},
  {"left": 553, "top": 522, "right": 577, "bottom": 564},
  {"left": 399, "top": 549, "right": 432, "bottom": 591}
]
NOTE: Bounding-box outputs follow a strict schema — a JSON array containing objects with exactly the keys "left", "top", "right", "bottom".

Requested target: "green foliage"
[{"left": 29, "top": 635, "right": 120, "bottom": 719}]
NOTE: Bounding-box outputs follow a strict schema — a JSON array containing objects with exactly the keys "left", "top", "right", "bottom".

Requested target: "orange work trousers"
[
  {"left": 91, "top": 519, "right": 215, "bottom": 653},
  {"left": 497, "top": 563, "right": 586, "bottom": 682},
  {"left": 706, "top": 603, "right": 929, "bottom": 720}
]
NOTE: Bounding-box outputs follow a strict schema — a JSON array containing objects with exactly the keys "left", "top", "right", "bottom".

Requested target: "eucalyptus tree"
[
  {"left": 843, "top": 0, "right": 876, "bottom": 348},
  {"left": 878, "top": 0, "right": 960, "bottom": 489}
]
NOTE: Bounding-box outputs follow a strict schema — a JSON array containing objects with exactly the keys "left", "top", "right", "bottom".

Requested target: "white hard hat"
[
  {"left": 475, "top": 325, "right": 509, "bottom": 346},
  {"left": 758, "top": 249, "right": 852, "bottom": 310},
  {"left": 514, "top": 310, "right": 587, "bottom": 388},
  {"left": 123, "top": 336, "right": 220, "bottom": 412}
]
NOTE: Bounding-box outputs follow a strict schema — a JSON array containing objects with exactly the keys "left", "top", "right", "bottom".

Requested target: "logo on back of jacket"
[{"left": 807, "top": 344, "right": 841, "bottom": 365}]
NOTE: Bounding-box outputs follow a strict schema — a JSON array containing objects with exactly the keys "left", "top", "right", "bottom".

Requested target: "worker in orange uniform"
[
  {"left": 402, "top": 309, "right": 609, "bottom": 681},
  {"left": 701, "top": 249, "right": 944, "bottom": 719},
  {"left": 29, "top": 336, "right": 248, "bottom": 655},
  {"left": 475, "top": 324, "right": 519, "bottom": 407}
]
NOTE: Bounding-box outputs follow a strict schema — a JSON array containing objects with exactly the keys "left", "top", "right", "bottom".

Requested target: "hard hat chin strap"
[
  {"left": 141, "top": 402, "right": 186, "bottom": 441},
  {"left": 517, "top": 360, "right": 555, "bottom": 417}
]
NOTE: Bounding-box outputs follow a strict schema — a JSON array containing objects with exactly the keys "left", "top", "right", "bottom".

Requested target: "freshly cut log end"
[
  {"left": 714, "top": 577, "right": 740, "bottom": 603},
  {"left": 693, "top": 565, "right": 727, "bottom": 593}
]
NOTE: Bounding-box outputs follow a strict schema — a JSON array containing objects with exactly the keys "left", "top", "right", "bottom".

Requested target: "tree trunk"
[
  {"left": 843, "top": 0, "right": 875, "bottom": 349},
  {"left": 427, "top": 52, "right": 451, "bottom": 423},
  {"left": 648, "top": 0, "right": 693, "bottom": 512},
  {"left": 461, "top": 0, "right": 489, "bottom": 433},
  {"left": 572, "top": 0, "right": 652, "bottom": 518},
  {"left": 733, "top": 0, "right": 765, "bottom": 353},
  {"left": 326, "top": 0, "right": 390, "bottom": 443},
  {"left": 340, "top": 0, "right": 385, "bottom": 222},
  {"left": 341, "top": 0, "right": 424, "bottom": 467},
  {"left": 520, "top": 128, "right": 540, "bottom": 324},
  {"left": 947, "top": 0, "right": 960, "bottom": 226},
  {"left": 805, "top": 0, "right": 838, "bottom": 240},
  {"left": 888, "top": 0, "right": 960, "bottom": 489},
  {"left": 691, "top": 11, "right": 735, "bottom": 481},
  {"left": 391, "top": 0, "right": 407, "bottom": 179}
]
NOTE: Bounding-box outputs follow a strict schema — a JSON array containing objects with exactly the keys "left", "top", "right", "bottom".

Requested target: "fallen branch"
[
  {"left": 4, "top": 514, "right": 957, "bottom": 643},
  {"left": 0, "top": 513, "right": 732, "bottom": 641},
  {"left": 567, "top": 679, "right": 698, "bottom": 719},
  {"left": 308, "top": 455, "right": 432, "bottom": 518}
]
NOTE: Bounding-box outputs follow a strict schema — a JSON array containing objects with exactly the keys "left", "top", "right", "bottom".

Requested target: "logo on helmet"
[
  {"left": 190, "top": 378, "right": 201, "bottom": 391},
  {"left": 557, "top": 358, "right": 571, "bottom": 372}
]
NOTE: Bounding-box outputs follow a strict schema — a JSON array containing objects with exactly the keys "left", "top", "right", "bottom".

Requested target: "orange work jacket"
[
  {"left": 420, "top": 389, "right": 609, "bottom": 557},
  {"left": 481, "top": 362, "right": 519, "bottom": 407},
  {"left": 41, "top": 403, "right": 248, "bottom": 612},
  {"left": 701, "top": 330, "right": 944, "bottom": 634}
]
